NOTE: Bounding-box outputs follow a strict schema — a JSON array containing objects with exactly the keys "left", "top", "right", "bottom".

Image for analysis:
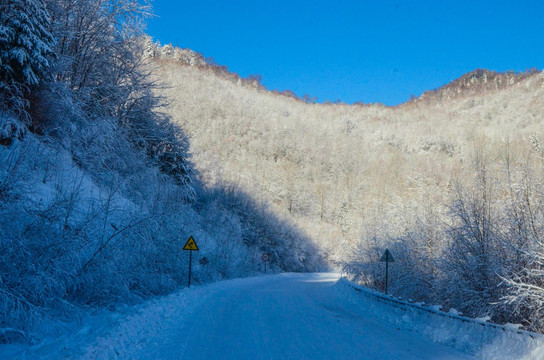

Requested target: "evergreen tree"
[{"left": 0, "top": 0, "right": 55, "bottom": 112}]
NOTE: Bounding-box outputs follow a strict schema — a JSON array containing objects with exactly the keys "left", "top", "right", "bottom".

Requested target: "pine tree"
[{"left": 0, "top": 0, "right": 55, "bottom": 112}]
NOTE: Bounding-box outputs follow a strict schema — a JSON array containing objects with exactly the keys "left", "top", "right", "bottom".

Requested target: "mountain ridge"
[{"left": 144, "top": 38, "right": 542, "bottom": 107}]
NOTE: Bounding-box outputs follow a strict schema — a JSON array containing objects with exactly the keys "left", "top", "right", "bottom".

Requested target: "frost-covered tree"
[
  {"left": 45, "top": 0, "right": 151, "bottom": 117},
  {"left": 502, "top": 240, "right": 544, "bottom": 331},
  {"left": 0, "top": 0, "right": 54, "bottom": 114},
  {"left": 42, "top": 0, "right": 197, "bottom": 195},
  {"left": 122, "top": 107, "right": 196, "bottom": 200},
  {"left": 499, "top": 137, "right": 544, "bottom": 331}
]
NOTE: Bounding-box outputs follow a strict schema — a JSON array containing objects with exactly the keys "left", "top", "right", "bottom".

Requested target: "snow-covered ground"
[{"left": 3, "top": 273, "right": 543, "bottom": 359}]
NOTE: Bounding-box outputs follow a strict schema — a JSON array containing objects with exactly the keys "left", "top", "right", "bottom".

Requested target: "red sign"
[{"left": 262, "top": 253, "right": 269, "bottom": 261}]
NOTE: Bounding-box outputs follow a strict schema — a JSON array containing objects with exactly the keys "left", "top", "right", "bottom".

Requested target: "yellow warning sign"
[{"left": 183, "top": 236, "right": 199, "bottom": 251}]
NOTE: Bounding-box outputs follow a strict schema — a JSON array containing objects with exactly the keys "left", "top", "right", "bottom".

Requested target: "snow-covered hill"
[
  {"left": 0, "top": 111, "right": 324, "bottom": 344},
  {"left": 0, "top": 1, "right": 324, "bottom": 343},
  {"left": 151, "top": 51, "right": 544, "bottom": 331}
]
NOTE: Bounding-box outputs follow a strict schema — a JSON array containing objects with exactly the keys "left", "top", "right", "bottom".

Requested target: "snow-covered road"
[
  {"left": 10, "top": 273, "right": 543, "bottom": 359},
  {"left": 171, "top": 273, "right": 474, "bottom": 359}
]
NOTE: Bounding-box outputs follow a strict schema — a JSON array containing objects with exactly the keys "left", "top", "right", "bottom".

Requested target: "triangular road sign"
[
  {"left": 380, "top": 249, "right": 394, "bottom": 262},
  {"left": 183, "top": 236, "right": 199, "bottom": 251}
]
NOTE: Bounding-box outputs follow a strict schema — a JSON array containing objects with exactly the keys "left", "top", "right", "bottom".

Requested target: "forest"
[
  {"left": 0, "top": 0, "right": 323, "bottom": 343},
  {"left": 151, "top": 46, "right": 544, "bottom": 332}
]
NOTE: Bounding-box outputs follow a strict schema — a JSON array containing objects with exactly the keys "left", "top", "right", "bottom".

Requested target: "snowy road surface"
[
  {"left": 168, "top": 273, "right": 474, "bottom": 360},
  {"left": 13, "top": 273, "right": 543, "bottom": 359}
]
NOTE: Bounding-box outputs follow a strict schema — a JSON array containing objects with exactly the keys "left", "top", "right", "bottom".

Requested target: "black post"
[
  {"left": 188, "top": 250, "right": 192, "bottom": 288},
  {"left": 385, "top": 259, "right": 389, "bottom": 295}
]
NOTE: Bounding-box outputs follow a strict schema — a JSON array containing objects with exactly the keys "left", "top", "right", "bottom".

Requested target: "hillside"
[
  {"left": 150, "top": 43, "right": 543, "bottom": 254},
  {"left": 0, "top": 2, "right": 323, "bottom": 345},
  {"left": 149, "top": 42, "right": 544, "bottom": 330}
]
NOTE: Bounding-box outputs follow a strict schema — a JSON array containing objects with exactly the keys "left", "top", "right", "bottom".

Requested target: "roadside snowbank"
[
  {"left": 337, "top": 278, "right": 544, "bottom": 360},
  {"left": 3, "top": 277, "right": 264, "bottom": 359}
]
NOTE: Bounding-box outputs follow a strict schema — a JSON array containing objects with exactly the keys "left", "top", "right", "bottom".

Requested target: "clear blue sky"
[{"left": 147, "top": 0, "right": 543, "bottom": 106}]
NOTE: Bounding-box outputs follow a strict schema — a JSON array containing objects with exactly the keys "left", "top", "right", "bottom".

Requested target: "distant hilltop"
[
  {"left": 144, "top": 37, "right": 543, "bottom": 106},
  {"left": 142, "top": 37, "right": 267, "bottom": 91},
  {"left": 142, "top": 37, "right": 207, "bottom": 67},
  {"left": 412, "top": 68, "right": 542, "bottom": 105}
]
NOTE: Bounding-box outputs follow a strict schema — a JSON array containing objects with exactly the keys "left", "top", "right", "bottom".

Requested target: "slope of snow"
[{"left": 3, "top": 273, "right": 543, "bottom": 359}]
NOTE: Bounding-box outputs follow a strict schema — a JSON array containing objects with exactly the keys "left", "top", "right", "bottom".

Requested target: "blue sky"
[{"left": 147, "top": 1, "right": 544, "bottom": 106}]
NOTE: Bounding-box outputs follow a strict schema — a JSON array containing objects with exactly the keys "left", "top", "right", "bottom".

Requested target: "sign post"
[
  {"left": 262, "top": 253, "right": 269, "bottom": 274},
  {"left": 183, "top": 236, "right": 199, "bottom": 287},
  {"left": 380, "top": 249, "right": 395, "bottom": 295}
]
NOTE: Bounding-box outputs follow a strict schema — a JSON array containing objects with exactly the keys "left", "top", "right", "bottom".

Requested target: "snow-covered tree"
[
  {"left": 0, "top": 0, "right": 54, "bottom": 114},
  {"left": 46, "top": 0, "right": 151, "bottom": 117},
  {"left": 499, "top": 137, "right": 544, "bottom": 331}
]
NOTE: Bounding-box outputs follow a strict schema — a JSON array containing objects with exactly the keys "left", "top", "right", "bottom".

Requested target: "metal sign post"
[
  {"left": 183, "top": 236, "right": 199, "bottom": 287},
  {"left": 188, "top": 250, "right": 193, "bottom": 287},
  {"left": 262, "top": 253, "right": 269, "bottom": 274},
  {"left": 380, "top": 249, "right": 395, "bottom": 295}
]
